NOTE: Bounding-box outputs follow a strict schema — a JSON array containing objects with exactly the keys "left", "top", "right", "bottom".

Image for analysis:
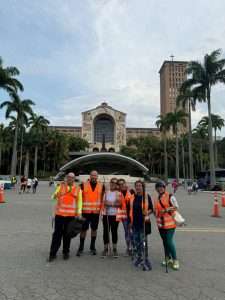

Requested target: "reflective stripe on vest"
[
  {"left": 154, "top": 192, "right": 176, "bottom": 229},
  {"left": 55, "top": 183, "right": 78, "bottom": 217},
  {"left": 116, "top": 191, "right": 132, "bottom": 222},
  {"left": 82, "top": 181, "right": 102, "bottom": 214}
]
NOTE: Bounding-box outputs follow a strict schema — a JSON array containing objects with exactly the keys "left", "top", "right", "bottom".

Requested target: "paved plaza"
[{"left": 0, "top": 182, "right": 225, "bottom": 300}]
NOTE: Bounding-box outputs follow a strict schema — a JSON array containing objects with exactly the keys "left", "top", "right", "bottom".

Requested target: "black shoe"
[
  {"left": 113, "top": 248, "right": 119, "bottom": 258},
  {"left": 63, "top": 253, "right": 70, "bottom": 260},
  {"left": 47, "top": 255, "right": 56, "bottom": 262},
  {"left": 76, "top": 248, "right": 83, "bottom": 257},
  {"left": 101, "top": 248, "right": 108, "bottom": 258},
  {"left": 90, "top": 248, "right": 97, "bottom": 255}
]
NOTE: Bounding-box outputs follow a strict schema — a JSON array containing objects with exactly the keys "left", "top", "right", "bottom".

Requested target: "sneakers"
[
  {"left": 133, "top": 257, "right": 143, "bottom": 267},
  {"left": 63, "top": 253, "right": 70, "bottom": 260},
  {"left": 142, "top": 259, "right": 152, "bottom": 271},
  {"left": 161, "top": 257, "right": 173, "bottom": 267},
  {"left": 101, "top": 248, "right": 108, "bottom": 258},
  {"left": 113, "top": 248, "right": 119, "bottom": 258},
  {"left": 47, "top": 255, "right": 56, "bottom": 262},
  {"left": 76, "top": 248, "right": 83, "bottom": 257},
  {"left": 90, "top": 248, "right": 97, "bottom": 255},
  {"left": 172, "top": 260, "right": 180, "bottom": 270}
]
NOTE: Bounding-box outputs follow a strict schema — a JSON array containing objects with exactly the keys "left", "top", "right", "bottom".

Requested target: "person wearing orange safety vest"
[
  {"left": 117, "top": 178, "right": 133, "bottom": 256},
  {"left": 129, "top": 180, "right": 153, "bottom": 271},
  {"left": 48, "top": 172, "right": 82, "bottom": 262},
  {"left": 154, "top": 180, "right": 179, "bottom": 270},
  {"left": 77, "top": 170, "right": 104, "bottom": 256}
]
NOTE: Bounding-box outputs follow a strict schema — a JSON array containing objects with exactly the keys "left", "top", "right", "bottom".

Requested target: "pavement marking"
[{"left": 177, "top": 227, "right": 225, "bottom": 233}]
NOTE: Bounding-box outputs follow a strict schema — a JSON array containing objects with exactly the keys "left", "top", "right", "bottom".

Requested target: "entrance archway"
[{"left": 93, "top": 114, "right": 115, "bottom": 144}]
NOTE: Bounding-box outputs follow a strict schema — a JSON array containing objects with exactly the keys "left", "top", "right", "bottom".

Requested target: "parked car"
[{"left": 0, "top": 176, "right": 12, "bottom": 189}]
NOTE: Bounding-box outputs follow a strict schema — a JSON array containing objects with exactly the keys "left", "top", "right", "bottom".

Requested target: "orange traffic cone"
[
  {"left": 221, "top": 191, "right": 225, "bottom": 207},
  {"left": 0, "top": 184, "right": 5, "bottom": 203},
  {"left": 211, "top": 192, "right": 220, "bottom": 217}
]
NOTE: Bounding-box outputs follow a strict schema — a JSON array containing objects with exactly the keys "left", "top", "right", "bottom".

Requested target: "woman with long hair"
[
  {"left": 101, "top": 178, "right": 121, "bottom": 258},
  {"left": 129, "top": 180, "right": 153, "bottom": 271}
]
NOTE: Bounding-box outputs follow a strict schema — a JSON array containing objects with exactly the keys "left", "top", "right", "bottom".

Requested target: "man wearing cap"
[{"left": 48, "top": 172, "right": 82, "bottom": 262}]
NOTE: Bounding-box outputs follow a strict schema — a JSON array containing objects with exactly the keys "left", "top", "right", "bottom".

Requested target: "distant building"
[
  {"left": 49, "top": 102, "right": 160, "bottom": 152},
  {"left": 159, "top": 60, "right": 188, "bottom": 116}
]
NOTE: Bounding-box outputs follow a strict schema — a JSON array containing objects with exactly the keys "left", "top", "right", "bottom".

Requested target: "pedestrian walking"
[
  {"left": 26, "top": 178, "right": 32, "bottom": 193},
  {"left": 19, "top": 175, "right": 27, "bottom": 194},
  {"left": 117, "top": 178, "right": 133, "bottom": 256},
  {"left": 76, "top": 170, "right": 104, "bottom": 256},
  {"left": 101, "top": 177, "right": 121, "bottom": 258},
  {"left": 130, "top": 180, "right": 153, "bottom": 271},
  {"left": 32, "top": 177, "right": 38, "bottom": 193},
  {"left": 48, "top": 172, "right": 82, "bottom": 262},
  {"left": 172, "top": 179, "right": 178, "bottom": 194},
  {"left": 154, "top": 180, "right": 180, "bottom": 270}
]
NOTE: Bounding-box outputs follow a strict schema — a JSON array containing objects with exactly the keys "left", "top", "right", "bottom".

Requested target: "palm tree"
[
  {"left": 0, "top": 93, "right": 34, "bottom": 176},
  {"left": 192, "top": 124, "right": 208, "bottom": 172},
  {"left": 156, "top": 115, "right": 170, "bottom": 181},
  {"left": 177, "top": 87, "right": 205, "bottom": 180},
  {"left": 0, "top": 123, "right": 5, "bottom": 172},
  {"left": 29, "top": 114, "right": 50, "bottom": 176},
  {"left": 183, "top": 49, "right": 225, "bottom": 186},
  {"left": 165, "top": 110, "right": 187, "bottom": 181},
  {"left": 0, "top": 57, "right": 23, "bottom": 94},
  {"left": 199, "top": 114, "right": 225, "bottom": 167}
]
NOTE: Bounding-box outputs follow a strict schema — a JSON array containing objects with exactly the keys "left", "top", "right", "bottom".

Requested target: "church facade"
[{"left": 50, "top": 102, "right": 160, "bottom": 152}]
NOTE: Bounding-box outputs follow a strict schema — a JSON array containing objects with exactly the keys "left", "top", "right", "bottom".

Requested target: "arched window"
[{"left": 94, "top": 114, "right": 114, "bottom": 144}]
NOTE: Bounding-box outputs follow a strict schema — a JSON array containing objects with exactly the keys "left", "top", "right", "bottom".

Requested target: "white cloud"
[{"left": 0, "top": 0, "right": 225, "bottom": 134}]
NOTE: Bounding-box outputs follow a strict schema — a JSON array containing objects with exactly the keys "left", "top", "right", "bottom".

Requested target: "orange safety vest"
[
  {"left": 55, "top": 183, "right": 79, "bottom": 217},
  {"left": 116, "top": 190, "right": 132, "bottom": 222},
  {"left": 82, "top": 181, "right": 102, "bottom": 214},
  {"left": 154, "top": 192, "right": 176, "bottom": 229},
  {"left": 129, "top": 193, "right": 149, "bottom": 225}
]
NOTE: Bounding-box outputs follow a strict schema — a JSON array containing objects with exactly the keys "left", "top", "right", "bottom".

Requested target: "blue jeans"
[
  {"left": 132, "top": 227, "right": 148, "bottom": 259},
  {"left": 122, "top": 219, "right": 132, "bottom": 248}
]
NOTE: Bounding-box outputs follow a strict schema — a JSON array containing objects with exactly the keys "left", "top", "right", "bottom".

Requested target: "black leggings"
[
  {"left": 50, "top": 215, "right": 74, "bottom": 256},
  {"left": 103, "top": 215, "right": 119, "bottom": 245}
]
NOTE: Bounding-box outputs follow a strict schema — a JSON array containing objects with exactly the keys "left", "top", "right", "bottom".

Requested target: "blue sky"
[{"left": 0, "top": 0, "right": 225, "bottom": 135}]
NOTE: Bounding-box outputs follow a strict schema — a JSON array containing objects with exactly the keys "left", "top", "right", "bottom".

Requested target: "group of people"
[
  {"left": 19, "top": 175, "right": 39, "bottom": 194},
  {"left": 48, "top": 170, "right": 180, "bottom": 271}
]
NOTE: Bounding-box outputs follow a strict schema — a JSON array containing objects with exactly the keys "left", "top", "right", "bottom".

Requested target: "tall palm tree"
[
  {"left": 0, "top": 57, "right": 23, "bottom": 94},
  {"left": 199, "top": 114, "right": 225, "bottom": 167},
  {"left": 192, "top": 124, "right": 208, "bottom": 172},
  {"left": 165, "top": 110, "right": 187, "bottom": 181},
  {"left": 29, "top": 114, "right": 50, "bottom": 176},
  {"left": 156, "top": 115, "right": 170, "bottom": 181},
  {"left": 0, "top": 123, "right": 5, "bottom": 172},
  {"left": 177, "top": 87, "right": 205, "bottom": 180},
  {"left": 0, "top": 93, "right": 34, "bottom": 176},
  {"left": 182, "top": 49, "right": 225, "bottom": 186}
]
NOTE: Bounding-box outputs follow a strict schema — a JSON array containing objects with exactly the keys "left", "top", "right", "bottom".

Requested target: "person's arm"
[
  {"left": 169, "top": 195, "right": 179, "bottom": 210},
  {"left": 147, "top": 194, "right": 153, "bottom": 214},
  {"left": 114, "top": 191, "right": 122, "bottom": 208},
  {"left": 51, "top": 185, "right": 61, "bottom": 201}
]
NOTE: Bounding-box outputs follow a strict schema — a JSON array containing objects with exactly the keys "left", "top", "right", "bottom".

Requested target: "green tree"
[
  {"left": 199, "top": 114, "right": 225, "bottom": 168},
  {"left": 192, "top": 124, "right": 208, "bottom": 172},
  {"left": 177, "top": 87, "right": 204, "bottom": 180},
  {"left": 156, "top": 115, "right": 170, "bottom": 181},
  {"left": 165, "top": 110, "right": 187, "bottom": 181},
  {"left": 29, "top": 114, "right": 50, "bottom": 176},
  {"left": 0, "top": 93, "right": 34, "bottom": 176},
  {"left": 68, "top": 136, "right": 89, "bottom": 152},
  {"left": 0, "top": 57, "right": 23, "bottom": 95},
  {"left": 183, "top": 49, "right": 225, "bottom": 186}
]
